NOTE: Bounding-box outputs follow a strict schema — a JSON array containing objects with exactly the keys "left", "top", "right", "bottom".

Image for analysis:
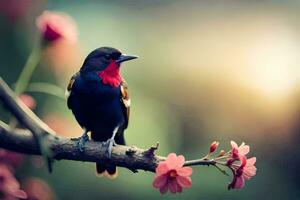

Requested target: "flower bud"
[
  {"left": 36, "top": 11, "right": 78, "bottom": 43},
  {"left": 218, "top": 150, "right": 225, "bottom": 157},
  {"left": 209, "top": 141, "right": 219, "bottom": 153}
]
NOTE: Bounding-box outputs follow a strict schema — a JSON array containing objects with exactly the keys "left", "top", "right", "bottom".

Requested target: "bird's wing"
[
  {"left": 66, "top": 72, "right": 80, "bottom": 109},
  {"left": 120, "top": 78, "right": 130, "bottom": 129}
]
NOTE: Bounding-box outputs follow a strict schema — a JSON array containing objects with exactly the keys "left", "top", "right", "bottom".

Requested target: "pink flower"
[
  {"left": 0, "top": 149, "right": 23, "bottom": 169},
  {"left": 0, "top": 164, "right": 27, "bottom": 199},
  {"left": 36, "top": 11, "right": 78, "bottom": 43},
  {"left": 24, "top": 178, "right": 54, "bottom": 200},
  {"left": 230, "top": 141, "right": 250, "bottom": 158},
  {"left": 228, "top": 156, "right": 257, "bottom": 189},
  {"left": 0, "top": 0, "right": 32, "bottom": 22},
  {"left": 153, "top": 153, "right": 193, "bottom": 194},
  {"left": 19, "top": 94, "right": 36, "bottom": 109},
  {"left": 209, "top": 141, "right": 219, "bottom": 153},
  {"left": 227, "top": 141, "right": 250, "bottom": 166},
  {"left": 38, "top": 11, "right": 82, "bottom": 77}
]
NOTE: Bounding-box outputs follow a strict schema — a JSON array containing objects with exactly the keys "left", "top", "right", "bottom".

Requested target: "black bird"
[{"left": 66, "top": 47, "right": 137, "bottom": 178}]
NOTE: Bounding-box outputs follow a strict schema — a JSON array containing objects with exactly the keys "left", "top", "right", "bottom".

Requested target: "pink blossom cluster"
[
  {"left": 0, "top": 150, "right": 26, "bottom": 199},
  {"left": 153, "top": 140, "right": 257, "bottom": 194},
  {"left": 0, "top": 94, "right": 37, "bottom": 199},
  {"left": 227, "top": 141, "right": 257, "bottom": 189}
]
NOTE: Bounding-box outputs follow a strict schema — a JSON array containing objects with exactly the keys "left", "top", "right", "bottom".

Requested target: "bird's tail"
[
  {"left": 96, "top": 162, "right": 118, "bottom": 179},
  {"left": 91, "top": 131, "right": 124, "bottom": 179}
]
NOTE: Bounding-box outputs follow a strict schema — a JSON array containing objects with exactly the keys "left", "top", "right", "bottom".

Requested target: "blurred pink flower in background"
[
  {"left": 36, "top": 10, "right": 82, "bottom": 78},
  {"left": 0, "top": 0, "right": 32, "bottom": 22},
  {"left": 153, "top": 153, "right": 192, "bottom": 194},
  {"left": 0, "top": 164, "right": 27, "bottom": 199},
  {"left": 43, "top": 114, "right": 81, "bottom": 137},
  {"left": 24, "top": 178, "right": 54, "bottom": 200},
  {"left": 19, "top": 94, "right": 36, "bottom": 110},
  {"left": 228, "top": 156, "right": 257, "bottom": 189},
  {"left": 0, "top": 149, "right": 23, "bottom": 169},
  {"left": 0, "top": 147, "right": 26, "bottom": 199},
  {"left": 36, "top": 11, "right": 78, "bottom": 43}
]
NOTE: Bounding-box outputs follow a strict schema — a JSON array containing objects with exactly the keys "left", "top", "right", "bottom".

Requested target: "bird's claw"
[
  {"left": 103, "top": 138, "right": 116, "bottom": 159},
  {"left": 76, "top": 134, "right": 89, "bottom": 153}
]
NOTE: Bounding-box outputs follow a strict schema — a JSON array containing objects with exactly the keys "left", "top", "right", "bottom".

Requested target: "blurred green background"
[{"left": 1, "top": 0, "right": 300, "bottom": 199}]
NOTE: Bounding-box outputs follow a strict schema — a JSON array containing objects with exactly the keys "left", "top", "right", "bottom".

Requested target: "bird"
[{"left": 66, "top": 47, "right": 138, "bottom": 178}]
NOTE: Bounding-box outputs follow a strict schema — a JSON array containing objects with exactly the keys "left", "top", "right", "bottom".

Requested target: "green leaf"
[{"left": 26, "top": 82, "right": 66, "bottom": 100}]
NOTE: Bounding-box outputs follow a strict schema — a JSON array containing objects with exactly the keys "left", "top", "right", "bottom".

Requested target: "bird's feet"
[
  {"left": 102, "top": 138, "right": 116, "bottom": 159},
  {"left": 76, "top": 133, "right": 89, "bottom": 152}
]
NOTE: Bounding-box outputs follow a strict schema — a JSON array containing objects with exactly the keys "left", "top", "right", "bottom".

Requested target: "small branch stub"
[
  {"left": 144, "top": 142, "right": 159, "bottom": 157},
  {"left": 125, "top": 146, "right": 137, "bottom": 156}
]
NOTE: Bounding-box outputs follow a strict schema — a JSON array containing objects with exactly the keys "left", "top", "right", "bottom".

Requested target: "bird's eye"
[
  {"left": 104, "top": 55, "right": 111, "bottom": 60},
  {"left": 111, "top": 52, "right": 121, "bottom": 60}
]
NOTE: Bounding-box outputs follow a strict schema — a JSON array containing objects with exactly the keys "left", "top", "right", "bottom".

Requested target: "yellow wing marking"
[{"left": 121, "top": 80, "right": 130, "bottom": 108}]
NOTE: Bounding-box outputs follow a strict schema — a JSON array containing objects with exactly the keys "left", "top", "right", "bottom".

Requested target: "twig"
[
  {"left": 183, "top": 158, "right": 216, "bottom": 167},
  {"left": 144, "top": 142, "right": 159, "bottom": 157},
  {"left": 212, "top": 164, "right": 230, "bottom": 176}
]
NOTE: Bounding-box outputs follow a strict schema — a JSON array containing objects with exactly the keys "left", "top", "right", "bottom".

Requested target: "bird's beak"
[{"left": 116, "top": 54, "right": 138, "bottom": 63}]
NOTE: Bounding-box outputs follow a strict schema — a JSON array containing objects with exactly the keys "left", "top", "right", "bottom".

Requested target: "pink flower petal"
[
  {"left": 247, "top": 157, "right": 256, "bottom": 165},
  {"left": 155, "top": 162, "right": 169, "bottom": 175},
  {"left": 5, "top": 177, "right": 20, "bottom": 191},
  {"left": 176, "top": 183, "right": 183, "bottom": 193},
  {"left": 243, "top": 157, "right": 257, "bottom": 179},
  {"left": 244, "top": 167, "right": 257, "bottom": 179},
  {"left": 165, "top": 153, "right": 185, "bottom": 169},
  {"left": 12, "top": 189, "right": 27, "bottom": 199},
  {"left": 166, "top": 153, "right": 179, "bottom": 169},
  {"left": 176, "top": 176, "right": 192, "bottom": 188},
  {"left": 169, "top": 179, "right": 177, "bottom": 193},
  {"left": 230, "top": 141, "right": 238, "bottom": 148},
  {"left": 234, "top": 176, "right": 245, "bottom": 189},
  {"left": 175, "top": 155, "right": 185, "bottom": 168},
  {"left": 177, "top": 167, "right": 193, "bottom": 177},
  {"left": 153, "top": 175, "right": 167, "bottom": 188},
  {"left": 239, "top": 145, "right": 250, "bottom": 155},
  {"left": 159, "top": 183, "right": 168, "bottom": 194},
  {"left": 239, "top": 155, "right": 247, "bottom": 167}
]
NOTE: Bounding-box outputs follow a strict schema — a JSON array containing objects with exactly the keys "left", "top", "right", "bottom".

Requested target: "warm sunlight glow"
[{"left": 246, "top": 28, "right": 299, "bottom": 98}]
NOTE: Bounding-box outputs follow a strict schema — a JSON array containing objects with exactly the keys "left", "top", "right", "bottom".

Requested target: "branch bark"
[
  {"left": 0, "top": 77, "right": 216, "bottom": 173},
  {"left": 0, "top": 123, "right": 165, "bottom": 172}
]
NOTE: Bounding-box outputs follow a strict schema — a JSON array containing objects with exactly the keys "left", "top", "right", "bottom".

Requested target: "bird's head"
[{"left": 81, "top": 47, "right": 138, "bottom": 87}]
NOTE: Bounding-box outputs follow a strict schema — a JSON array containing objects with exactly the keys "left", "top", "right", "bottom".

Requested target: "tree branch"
[
  {"left": 0, "top": 78, "right": 55, "bottom": 136},
  {"left": 0, "top": 77, "right": 216, "bottom": 173}
]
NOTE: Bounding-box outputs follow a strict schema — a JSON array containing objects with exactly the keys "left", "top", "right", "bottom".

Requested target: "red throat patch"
[{"left": 98, "top": 60, "right": 122, "bottom": 87}]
